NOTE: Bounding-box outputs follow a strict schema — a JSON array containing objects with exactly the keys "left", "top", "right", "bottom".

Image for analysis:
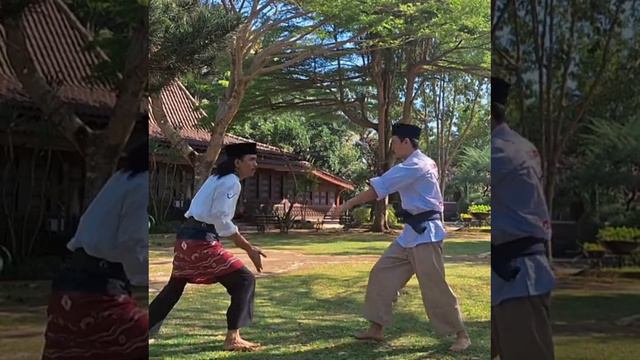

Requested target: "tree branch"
[
  {"left": 149, "top": 92, "right": 199, "bottom": 166},
  {"left": 1, "top": 7, "right": 94, "bottom": 154},
  {"left": 103, "top": 13, "right": 149, "bottom": 165}
]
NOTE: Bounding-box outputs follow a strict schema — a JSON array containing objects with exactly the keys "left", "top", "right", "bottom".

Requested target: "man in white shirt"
[
  {"left": 42, "top": 138, "right": 149, "bottom": 360},
  {"left": 336, "top": 123, "right": 471, "bottom": 352},
  {"left": 490, "top": 77, "right": 555, "bottom": 360},
  {"left": 149, "top": 142, "right": 266, "bottom": 352}
]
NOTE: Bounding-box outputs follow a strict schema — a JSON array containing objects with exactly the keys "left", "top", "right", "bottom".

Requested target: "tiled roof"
[
  {"left": 148, "top": 81, "right": 285, "bottom": 154},
  {"left": 148, "top": 80, "right": 355, "bottom": 189},
  {"left": 0, "top": 0, "right": 355, "bottom": 190},
  {"left": 0, "top": 0, "right": 115, "bottom": 110}
]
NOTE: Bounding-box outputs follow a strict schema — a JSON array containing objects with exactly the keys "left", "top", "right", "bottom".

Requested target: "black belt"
[
  {"left": 69, "top": 248, "right": 127, "bottom": 278},
  {"left": 401, "top": 209, "right": 442, "bottom": 234},
  {"left": 51, "top": 248, "right": 130, "bottom": 295},
  {"left": 179, "top": 217, "right": 219, "bottom": 241},
  {"left": 491, "top": 237, "right": 547, "bottom": 281}
]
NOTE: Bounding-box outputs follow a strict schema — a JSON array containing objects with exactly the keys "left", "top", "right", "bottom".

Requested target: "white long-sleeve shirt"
[
  {"left": 66, "top": 170, "right": 149, "bottom": 286},
  {"left": 491, "top": 122, "right": 555, "bottom": 305},
  {"left": 184, "top": 174, "right": 241, "bottom": 237},
  {"left": 369, "top": 149, "right": 446, "bottom": 247}
]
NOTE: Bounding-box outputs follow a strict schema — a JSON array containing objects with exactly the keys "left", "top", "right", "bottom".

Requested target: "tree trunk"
[
  {"left": 371, "top": 199, "right": 388, "bottom": 232},
  {"left": 2, "top": 6, "right": 148, "bottom": 210},
  {"left": 82, "top": 142, "right": 115, "bottom": 210},
  {"left": 197, "top": 85, "right": 247, "bottom": 189},
  {"left": 193, "top": 156, "right": 214, "bottom": 192},
  {"left": 370, "top": 48, "right": 394, "bottom": 233}
]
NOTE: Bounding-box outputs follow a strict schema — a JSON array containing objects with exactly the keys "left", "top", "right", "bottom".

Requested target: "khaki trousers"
[
  {"left": 363, "top": 241, "right": 465, "bottom": 335},
  {"left": 491, "top": 294, "right": 555, "bottom": 360}
]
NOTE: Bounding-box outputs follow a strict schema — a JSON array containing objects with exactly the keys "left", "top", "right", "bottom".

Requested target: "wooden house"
[{"left": 149, "top": 81, "right": 355, "bottom": 224}]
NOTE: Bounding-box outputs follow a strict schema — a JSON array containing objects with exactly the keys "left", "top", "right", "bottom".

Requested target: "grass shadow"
[{"left": 150, "top": 263, "right": 490, "bottom": 360}]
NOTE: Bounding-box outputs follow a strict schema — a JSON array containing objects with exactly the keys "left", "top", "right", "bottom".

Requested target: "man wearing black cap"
[
  {"left": 491, "top": 77, "right": 555, "bottom": 360},
  {"left": 336, "top": 124, "right": 471, "bottom": 352},
  {"left": 149, "top": 142, "right": 267, "bottom": 352}
]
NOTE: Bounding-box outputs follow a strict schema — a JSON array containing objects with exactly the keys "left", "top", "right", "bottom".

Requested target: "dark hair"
[
  {"left": 492, "top": 102, "right": 506, "bottom": 124},
  {"left": 213, "top": 157, "right": 236, "bottom": 178},
  {"left": 213, "top": 154, "right": 251, "bottom": 178},
  {"left": 124, "top": 139, "right": 148, "bottom": 179},
  {"left": 397, "top": 136, "right": 419, "bottom": 149}
]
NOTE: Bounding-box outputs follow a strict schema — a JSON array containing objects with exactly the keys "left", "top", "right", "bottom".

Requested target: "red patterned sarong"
[
  {"left": 171, "top": 239, "right": 245, "bottom": 284},
  {"left": 42, "top": 292, "right": 148, "bottom": 360}
]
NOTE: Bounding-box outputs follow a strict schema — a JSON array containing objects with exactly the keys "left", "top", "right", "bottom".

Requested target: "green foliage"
[
  {"left": 149, "top": 0, "right": 240, "bottom": 90},
  {"left": 448, "top": 144, "right": 490, "bottom": 204},
  {"left": 386, "top": 205, "right": 399, "bottom": 228},
  {"left": 468, "top": 204, "right": 490, "bottom": 214},
  {"left": 228, "top": 112, "right": 367, "bottom": 182},
  {"left": 582, "top": 242, "right": 605, "bottom": 252},
  {"left": 351, "top": 206, "right": 371, "bottom": 226},
  {"left": 494, "top": 0, "right": 639, "bottom": 221},
  {"left": 597, "top": 227, "right": 640, "bottom": 242},
  {"left": 65, "top": 0, "right": 147, "bottom": 83}
]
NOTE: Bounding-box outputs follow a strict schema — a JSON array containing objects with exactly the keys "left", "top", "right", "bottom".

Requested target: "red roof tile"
[
  {"left": 148, "top": 81, "right": 287, "bottom": 153},
  {"left": 0, "top": 0, "right": 115, "bottom": 109},
  {"left": 0, "top": 0, "right": 355, "bottom": 190},
  {"left": 148, "top": 81, "right": 354, "bottom": 189}
]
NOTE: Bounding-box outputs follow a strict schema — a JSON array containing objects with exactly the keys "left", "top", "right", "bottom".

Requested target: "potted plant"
[
  {"left": 460, "top": 213, "right": 473, "bottom": 225},
  {"left": 468, "top": 204, "right": 491, "bottom": 221},
  {"left": 582, "top": 242, "right": 606, "bottom": 258},
  {"left": 598, "top": 226, "right": 640, "bottom": 255}
]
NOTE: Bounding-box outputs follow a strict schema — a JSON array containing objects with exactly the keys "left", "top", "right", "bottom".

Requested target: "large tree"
[
  {"left": 257, "top": 0, "right": 490, "bottom": 231},
  {"left": 492, "top": 0, "right": 634, "bottom": 217},
  {"left": 152, "top": 0, "right": 361, "bottom": 188},
  {"left": 0, "top": 0, "right": 149, "bottom": 207}
]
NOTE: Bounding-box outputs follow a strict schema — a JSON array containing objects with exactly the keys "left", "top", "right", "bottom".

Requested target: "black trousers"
[{"left": 149, "top": 266, "right": 255, "bottom": 330}]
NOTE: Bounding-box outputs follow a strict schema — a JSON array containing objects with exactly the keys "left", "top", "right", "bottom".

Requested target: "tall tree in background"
[
  {"left": 149, "top": 0, "right": 240, "bottom": 189},
  {"left": 152, "top": 0, "right": 361, "bottom": 188},
  {"left": 420, "top": 74, "right": 488, "bottom": 195},
  {"left": 156, "top": 0, "right": 490, "bottom": 232},
  {"left": 493, "top": 0, "right": 633, "bottom": 217},
  {"left": 263, "top": 0, "right": 490, "bottom": 231}
]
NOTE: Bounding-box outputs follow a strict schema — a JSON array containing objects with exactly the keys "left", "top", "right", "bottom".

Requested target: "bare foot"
[
  {"left": 223, "top": 338, "right": 261, "bottom": 352},
  {"left": 223, "top": 329, "right": 261, "bottom": 351},
  {"left": 353, "top": 323, "right": 385, "bottom": 342},
  {"left": 450, "top": 332, "right": 471, "bottom": 352}
]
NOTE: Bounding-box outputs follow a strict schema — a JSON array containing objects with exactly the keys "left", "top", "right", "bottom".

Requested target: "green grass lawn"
[
  {"left": 551, "top": 276, "right": 640, "bottom": 360},
  {"left": 150, "top": 230, "right": 490, "bottom": 257},
  {"left": 150, "top": 263, "right": 490, "bottom": 360},
  {"left": 5, "top": 230, "right": 638, "bottom": 359},
  {"left": 150, "top": 231, "right": 491, "bottom": 359},
  {"left": 0, "top": 280, "right": 50, "bottom": 358}
]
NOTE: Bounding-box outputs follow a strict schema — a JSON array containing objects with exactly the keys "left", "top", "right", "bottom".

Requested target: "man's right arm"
[{"left": 229, "top": 232, "right": 266, "bottom": 272}]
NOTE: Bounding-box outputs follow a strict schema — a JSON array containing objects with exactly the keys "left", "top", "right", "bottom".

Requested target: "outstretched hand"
[{"left": 248, "top": 246, "right": 267, "bottom": 272}]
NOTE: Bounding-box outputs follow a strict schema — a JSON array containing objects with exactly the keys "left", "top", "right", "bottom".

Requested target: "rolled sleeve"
[
  {"left": 369, "top": 176, "right": 389, "bottom": 200},
  {"left": 210, "top": 179, "right": 241, "bottom": 237},
  {"left": 369, "top": 163, "right": 423, "bottom": 199}
]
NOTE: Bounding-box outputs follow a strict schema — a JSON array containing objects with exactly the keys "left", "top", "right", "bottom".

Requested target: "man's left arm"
[
  {"left": 337, "top": 163, "right": 422, "bottom": 214},
  {"left": 336, "top": 187, "right": 377, "bottom": 214}
]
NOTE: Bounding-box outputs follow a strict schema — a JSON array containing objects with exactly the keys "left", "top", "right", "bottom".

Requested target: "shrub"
[
  {"left": 387, "top": 206, "right": 400, "bottom": 228},
  {"left": 468, "top": 204, "right": 491, "bottom": 214},
  {"left": 582, "top": 242, "right": 605, "bottom": 252},
  {"left": 351, "top": 206, "right": 371, "bottom": 226},
  {"left": 597, "top": 226, "right": 640, "bottom": 242}
]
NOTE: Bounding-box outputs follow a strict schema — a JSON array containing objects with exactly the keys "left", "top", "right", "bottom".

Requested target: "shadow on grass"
[
  {"left": 150, "top": 233, "right": 489, "bottom": 258},
  {"left": 552, "top": 291, "right": 640, "bottom": 336},
  {"left": 150, "top": 270, "right": 490, "bottom": 359}
]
